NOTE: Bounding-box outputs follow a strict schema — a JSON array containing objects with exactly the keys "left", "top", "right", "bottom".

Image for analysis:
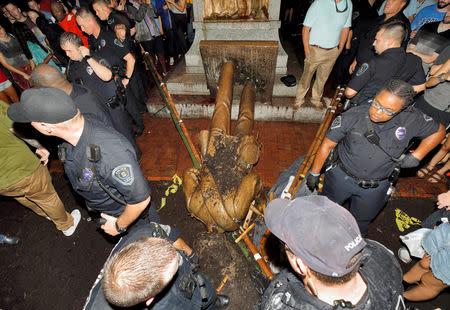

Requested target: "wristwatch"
[
  {"left": 115, "top": 221, "right": 127, "bottom": 233},
  {"left": 84, "top": 55, "right": 92, "bottom": 62},
  {"left": 437, "top": 73, "right": 446, "bottom": 83}
]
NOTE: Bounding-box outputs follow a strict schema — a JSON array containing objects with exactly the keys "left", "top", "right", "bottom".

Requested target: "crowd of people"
[{"left": 1, "top": 0, "right": 449, "bottom": 309}]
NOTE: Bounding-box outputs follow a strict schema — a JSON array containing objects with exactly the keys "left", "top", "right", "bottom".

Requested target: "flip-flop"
[
  {"left": 417, "top": 165, "right": 435, "bottom": 178},
  {"left": 427, "top": 172, "right": 446, "bottom": 183}
]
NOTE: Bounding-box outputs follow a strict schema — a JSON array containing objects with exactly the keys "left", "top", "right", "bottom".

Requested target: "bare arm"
[
  {"left": 310, "top": 137, "right": 338, "bottom": 175},
  {"left": 173, "top": 238, "right": 193, "bottom": 255},
  {"left": 121, "top": 52, "right": 135, "bottom": 87},
  {"left": 338, "top": 27, "right": 350, "bottom": 53},
  {"left": 407, "top": 44, "right": 438, "bottom": 64},
  {"left": 345, "top": 29, "right": 353, "bottom": 50},
  {"left": 9, "top": 128, "right": 49, "bottom": 164},
  {"left": 79, "top": 46, "right": 113, "bottom": 81},
  {"left": 412, "top": 124, "right": 446, "bottom": 160},
  {"left": 302, "top": 26, "right": 311, "bottom": 57},
  {"left": 345, "top": 87, "right": 357, "bottom": 98},
  {"left": 124, "top": 53, "right": 135, "bottom": 78},
  {"left": 166, "top": 0, "right": 185, "bottom": 12},
  {"left": 0, "top": 52, "right": 30, "bottom": 79},
  {"left": 101, "top": 196, "right": 150, "bottom": 236}
]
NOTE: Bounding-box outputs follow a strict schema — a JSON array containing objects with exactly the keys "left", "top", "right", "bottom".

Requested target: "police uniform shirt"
[
  {"left": 356, "top": 11, "right": 411, "bottom": 65},
  {"left": 260, "top": 240, "right": 406, "bottom": 310},
  {"left": 88, "top": 29, "right": 131, "bottom": 68},
  {"left": 326, "top": 105, "right": 439, "bottom": 180},
  {"left": 348, "top": 48, "right": 425, "bottom": 105},
  {"left": 70, "top": 83, "right": 113, "bottom": 128},
  {"left": 63, "top": 116, "right": 150, "bottom": 215},
  {"left": 66, "top": 57, "right": 117, "bottom": 104}
]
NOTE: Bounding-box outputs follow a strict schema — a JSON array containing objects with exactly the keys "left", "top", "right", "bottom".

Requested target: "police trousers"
[
  {"left": 322, "top": 165, "right": 390, "bottom": 236},
  {"left": 0, "top": 164, "right": 74, "bottom": 231}
]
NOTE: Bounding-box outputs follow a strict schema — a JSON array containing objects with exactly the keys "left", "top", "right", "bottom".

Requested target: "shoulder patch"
[
  {"left": 356, "top": 63, "right": 369, "bottom": 77},
  {"left": 82, "top": 168, "right": 94, "bottom": 181},
  {"left": 395, "top": 127, "right": 406, "bottom": 140},
  {"left": 112, "top": 164, "right": 134, "bottom": 185},
  {"left": 86, "top": 65, "right": 93, "bottom": 75},
  {"left": 114, "top": 38, "right": 124, "bottom": 48},
  {"left": 331, "top": 115, "right": 342, "bottom": 129},
  {"left": 423, "top": 113, "right": 433, "bottom": 122}
]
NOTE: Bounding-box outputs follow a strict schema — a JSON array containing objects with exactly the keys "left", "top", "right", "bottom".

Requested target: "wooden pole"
[
  {"left": 288, "top": 87, "right": 345, "bottom": 197},
  {"left": 141, "top": 51, "right": 202, "bottom": 169}
]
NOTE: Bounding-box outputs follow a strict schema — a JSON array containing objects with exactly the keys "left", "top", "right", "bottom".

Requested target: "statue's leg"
[
  {"left": 211, "top": 62, "right": 234, "bottom": 135},
  {"left": 234, "top": 81, "right": 256, "bottom": 137}
]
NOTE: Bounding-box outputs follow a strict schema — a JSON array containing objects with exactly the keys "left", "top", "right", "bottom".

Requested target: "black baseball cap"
[
  {"left": 7, "top": 87, "right": 77, "bottom": 124},
  {"left": 266, "top": 195, "right": 366, "bottom": 277}
]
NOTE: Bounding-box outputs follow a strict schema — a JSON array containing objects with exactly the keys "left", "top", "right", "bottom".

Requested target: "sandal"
[
  {"left": 417, "top": 165, "right": 435, "bottom": 178},
  {"left": 427, "top": 172, "right": 446, "bottom": 183}
]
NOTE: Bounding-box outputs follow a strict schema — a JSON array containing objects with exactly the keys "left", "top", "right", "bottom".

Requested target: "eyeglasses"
[
  {"left": 335, "top": 0, "right": 348, "bottom": 13},
  {"left": 369, "top": 99, "right": 396, "bottom": 116}
]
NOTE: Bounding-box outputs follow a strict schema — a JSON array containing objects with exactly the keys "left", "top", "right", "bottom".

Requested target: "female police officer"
[{"left": 307, "top": 79, "right": 445, "bottom": 235}]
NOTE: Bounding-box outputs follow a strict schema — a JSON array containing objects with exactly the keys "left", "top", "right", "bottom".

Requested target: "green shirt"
[{"left": 0, "top": 101, "right": 40, "bottom": 188}]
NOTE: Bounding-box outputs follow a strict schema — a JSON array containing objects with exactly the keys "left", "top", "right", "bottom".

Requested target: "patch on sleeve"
[
  {"left": 395, "top": 127, "right": 406, "bottom": 140},
  {"left": 112, "top": 164, "right": 134, "bottom": 185},
  {"left": 114, "top": 38, "right": 124, "bottom": 48},
  {"left": 423, "top": 113, "right": 433, "bottom": 122},
  {"left": 356, "top": 63, "right": 369, "bottom": 76},
  {"left": 331, "top": 115, "right": 342, "bottom": 129}
]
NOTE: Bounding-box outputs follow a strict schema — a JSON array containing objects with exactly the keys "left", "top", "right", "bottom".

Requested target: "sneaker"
[
  {"left": 63, "top": 209, "right": 81, "bottom": 236},
  {"left": 398, "top": 247, "right": 412, "bottom": 263},
  {"left": 169, "top": 57, "right": 174, "bottom": 66}
]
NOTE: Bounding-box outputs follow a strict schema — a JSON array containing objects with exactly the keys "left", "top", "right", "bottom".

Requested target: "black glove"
[
  {"left": 400, "top": 153, "right": 420, "bottom": 168},
  {"left": 306, "top": 172, "right": 320, "bottom": 192}
]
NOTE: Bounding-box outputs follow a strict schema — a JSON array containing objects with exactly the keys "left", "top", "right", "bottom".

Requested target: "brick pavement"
[
  {"left": 136, "top": 113, "right": 447, "bottom": 197},
  {"left": 49, "top": 112, "right": 447, "bottom": 197},
  {"left": 136, "top": 113, "right": 319, "bottom": 187}
]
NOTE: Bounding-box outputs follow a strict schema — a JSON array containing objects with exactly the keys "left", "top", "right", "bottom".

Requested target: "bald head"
[{"left": 31, "top": 64, "right": 71, "bottom": 94}]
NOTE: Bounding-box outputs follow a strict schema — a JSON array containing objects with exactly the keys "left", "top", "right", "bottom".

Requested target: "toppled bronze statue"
[{"left": 183, "top": 62, "right": 264, "bottom": 232}]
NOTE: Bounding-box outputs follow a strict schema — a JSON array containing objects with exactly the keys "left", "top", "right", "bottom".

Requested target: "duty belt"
[{"left": 336, "top": 158, "right": 387, "bottom": 189}]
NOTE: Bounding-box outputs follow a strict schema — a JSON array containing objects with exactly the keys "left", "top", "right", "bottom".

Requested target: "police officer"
[
  {"left": 58, "top": 32, "right": 141, "bottom": 157},
  {"left": 260, "top": 195, "right": 406, "bottom": 310},
  {"left": 349, "top": 0, "right": 411, "bottom": 75},
  {"left": 84, "top": 220, "right": 230, "bottom": 309},
  {"left": 345, "top": 21, "right": 425, "bottom": 106},
  {"left": 307, "top": 80, "right": 445, "bottom": 236},
  {"left": 92, "top": 0, "right": 135, "bottom": 37},
  {"left": 31, "top": 64, "right": 113, "bottom": 129},
  {"left": 8, "top": 87, "right": 149, "bottom": 236},
  {"left": 92, "top": 0, "right": 150, "bottom": 114},
  {"left": 76, "top": 7, "right": 145, "bottom": 136}
]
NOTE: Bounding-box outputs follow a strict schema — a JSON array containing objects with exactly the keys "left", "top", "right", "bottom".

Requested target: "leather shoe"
[
  {"left": 215, "top": 294, "right": 230, "bottom": 309},
  {"left": 2, "top": 234, "right": 20, "bottom": 245}
]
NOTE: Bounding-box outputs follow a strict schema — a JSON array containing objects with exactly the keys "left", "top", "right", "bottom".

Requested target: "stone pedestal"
[{"left": 166, "top": 0, "right": 294, "bottom": 100}]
